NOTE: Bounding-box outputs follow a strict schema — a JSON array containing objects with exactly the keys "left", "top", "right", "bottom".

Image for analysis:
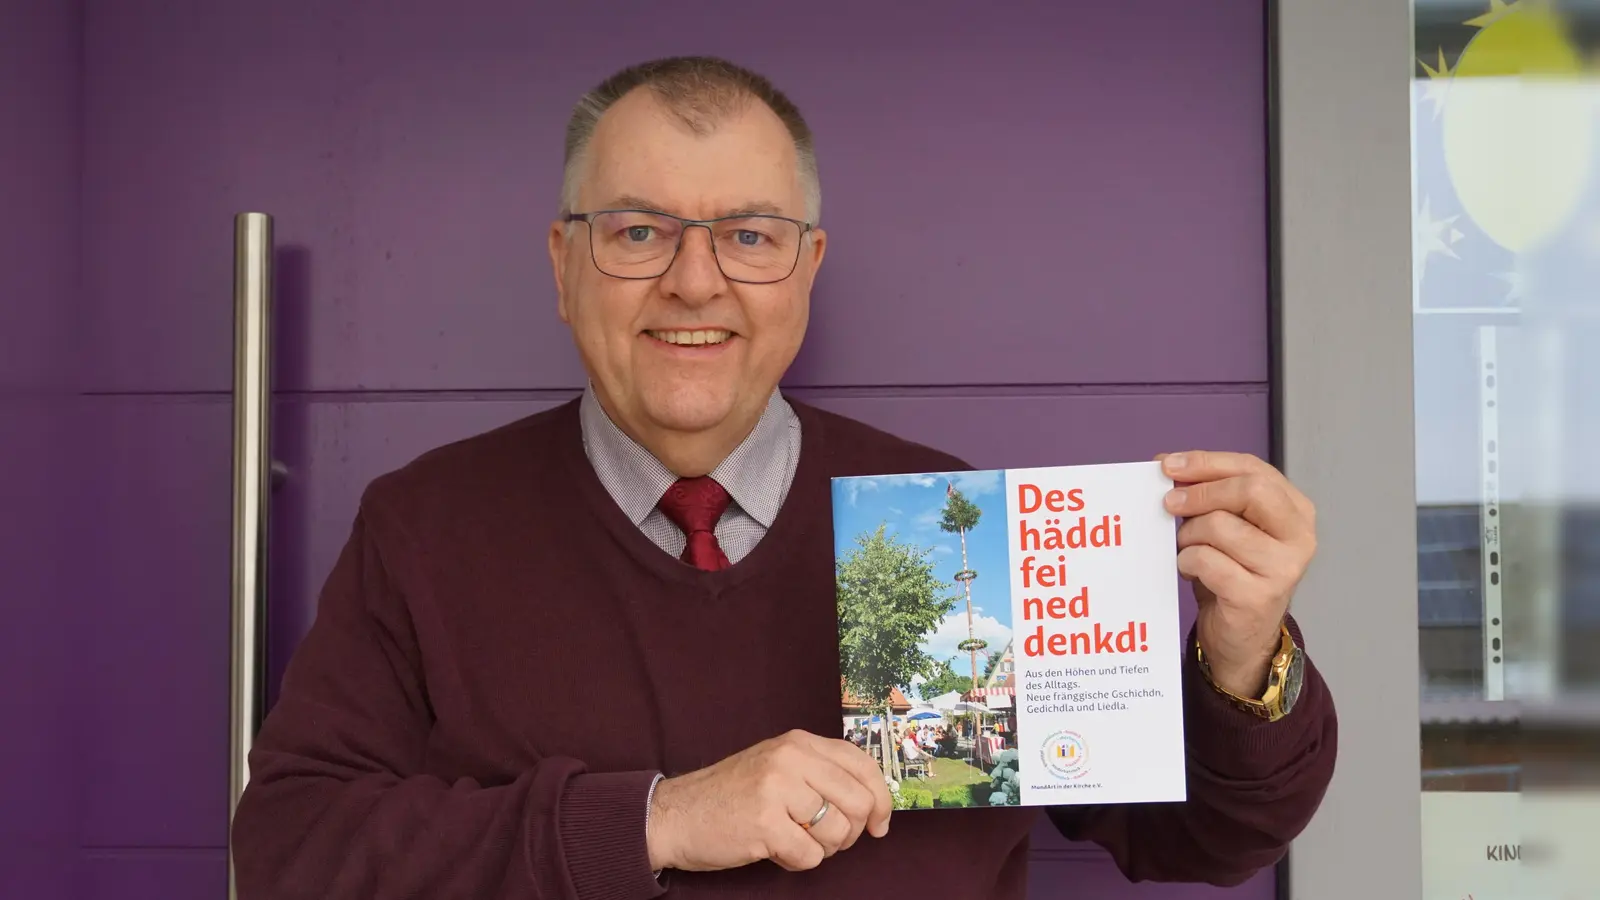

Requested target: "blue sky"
[{"left": 831, "top": 469, "right": 1012, "bottom": 688}]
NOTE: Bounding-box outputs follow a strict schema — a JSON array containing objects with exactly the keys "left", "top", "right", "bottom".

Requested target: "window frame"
[{"left": 1270, "top": 0, "right": 1424, "bottom": 896}]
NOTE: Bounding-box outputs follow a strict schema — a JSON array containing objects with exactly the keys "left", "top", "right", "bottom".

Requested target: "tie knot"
[{"left": 657, "top": 476, "right": 732, "bottom": 536}]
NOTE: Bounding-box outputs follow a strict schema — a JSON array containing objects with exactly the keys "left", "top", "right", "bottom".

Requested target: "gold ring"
[{"left": 803, "top": 799, "right": 830, "bottom": 830}]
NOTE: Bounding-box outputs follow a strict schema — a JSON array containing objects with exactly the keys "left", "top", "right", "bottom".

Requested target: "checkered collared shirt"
[{"left": 577, "top": 384, "right": 801, "bottom": 563}]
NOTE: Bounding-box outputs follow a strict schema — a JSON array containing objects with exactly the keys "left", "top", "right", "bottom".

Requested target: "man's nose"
[{"left": 660, "top": 226, "right": 728, "bottom": 302}]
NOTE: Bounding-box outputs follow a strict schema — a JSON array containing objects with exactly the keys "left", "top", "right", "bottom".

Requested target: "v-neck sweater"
[{"left": 230, "top": 397, "right": 1338, "bottom": 900}]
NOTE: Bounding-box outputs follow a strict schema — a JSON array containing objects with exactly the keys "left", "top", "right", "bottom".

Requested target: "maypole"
[{"left": 945, "top": 482, "right": 986, "bottom": 692}]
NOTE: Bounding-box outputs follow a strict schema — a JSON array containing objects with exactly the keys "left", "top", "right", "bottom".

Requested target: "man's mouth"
[{"left": 643, "top": 329, "right": 733, "bottom": 346}]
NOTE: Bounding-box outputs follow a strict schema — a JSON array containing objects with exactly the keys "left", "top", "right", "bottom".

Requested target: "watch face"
[{"left": 1281, "top": 649, "right": 1305, "bottom": 714}]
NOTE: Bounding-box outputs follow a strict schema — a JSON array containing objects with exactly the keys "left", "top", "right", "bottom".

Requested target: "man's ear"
[
  {"left": 549, "top": 221, "right": 571, "bottom": 323},
  {"left": 806, "top": 226, "right": 827, "bottom": 274}
]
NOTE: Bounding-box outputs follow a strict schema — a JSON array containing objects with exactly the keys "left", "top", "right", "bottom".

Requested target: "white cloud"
[
  {"left": 841, "top": 471, "right": 968, "bottom": 506},
  {"left": 950, "top": 470, "right": 1001, "bottom": 496},
  {"left": 921, "top": 608, "right": 1012, "bottom": 673},
  {"left": 859, "top": 473, "right": 938, "bottom": 491},
  {"left": 838, "top": 470, "right": 1001, "bottom": 508}
]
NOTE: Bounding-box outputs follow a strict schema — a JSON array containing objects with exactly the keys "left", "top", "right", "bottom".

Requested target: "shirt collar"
[{"left": 578, "top": 384, "right": 794, "bottom": 527}]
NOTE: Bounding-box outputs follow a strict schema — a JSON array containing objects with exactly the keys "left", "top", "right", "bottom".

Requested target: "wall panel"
[{"left": 80, "top": 0, "right": 1267, "bottom": 393}]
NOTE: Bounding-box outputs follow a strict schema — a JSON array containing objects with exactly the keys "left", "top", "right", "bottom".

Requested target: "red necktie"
[{"left": 656, "top": 476, "right": 733, "bottom": 571}]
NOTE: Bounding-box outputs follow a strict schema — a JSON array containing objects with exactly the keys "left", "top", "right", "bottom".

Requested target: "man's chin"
[{"left": 638, "top": 391, "right": 746, "bottom": 436}]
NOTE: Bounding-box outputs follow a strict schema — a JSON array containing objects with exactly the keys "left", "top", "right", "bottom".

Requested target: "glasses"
[{"left": 564, "top": 209, "right": 813, "bottom": 284}]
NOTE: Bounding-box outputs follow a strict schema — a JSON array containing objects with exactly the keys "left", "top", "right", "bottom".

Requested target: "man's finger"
[
  {"left": 768, "top": 806, "right": 827, "bottom": 872},
  {"left": 793, "top": 752, "right": 874, "bottom": 849},
  {"left": 1281, "top": 479, "right": 1316, "bottom": 526},
  {"left": 810, "top": 738, "right": 893, "bottom": 836},
  {"left": 808, "top": 769, "right": 876, "bottom": 852},
  {"left": 796, "top": 792, "right": 853, "bottom": 857},
  {"left": 1160, "top": 451, "right": 1316, "bottom": 524},
  {"left": 1176, "top": 543, "right": 1262, "bottom": 603},
  {"left": 1177, "top": 511, "right": 1280, "bottom": 578},
  {"left": 1166, "top": 475, "right": 1305, "bottom": 543},
  {"left": 1160, "top": 450, "right": 1274, "bottom": 483}
]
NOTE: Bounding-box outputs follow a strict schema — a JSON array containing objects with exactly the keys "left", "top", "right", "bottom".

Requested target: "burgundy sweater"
[{"left": 231, "top": 398, "right": 1337, "bottom": 900}]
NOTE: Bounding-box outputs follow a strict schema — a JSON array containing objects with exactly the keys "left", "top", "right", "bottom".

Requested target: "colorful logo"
[{"left": 1040, "top": 730, "right": 1090, "bottom": 779}]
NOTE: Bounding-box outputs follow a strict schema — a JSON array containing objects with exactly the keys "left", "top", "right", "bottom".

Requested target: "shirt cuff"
[
  {"left": 557, "top": 770, "right": 669, "bottom": 900},
  {"left": 646, "top": 773, "right": 665, "bottom": 880}
]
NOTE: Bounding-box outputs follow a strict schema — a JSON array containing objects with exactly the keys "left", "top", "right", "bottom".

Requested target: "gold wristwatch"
[{"left": 1195, "top": 622, "right": 1304, "bottom": 722}]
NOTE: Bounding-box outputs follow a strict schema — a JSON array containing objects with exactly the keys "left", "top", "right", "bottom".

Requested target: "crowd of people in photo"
[{"left": 844, "top": 712, "right": 1016, "bottom": 780}]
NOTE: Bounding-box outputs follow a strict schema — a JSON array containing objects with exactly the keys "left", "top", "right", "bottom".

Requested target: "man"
[{"left": 231, "top": 56, "right": 1336, "bottom": 898}]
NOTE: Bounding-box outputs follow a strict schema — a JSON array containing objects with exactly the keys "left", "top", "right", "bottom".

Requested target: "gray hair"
[{"left": 560, "top": 56, "right": 822, "bottom": 224}]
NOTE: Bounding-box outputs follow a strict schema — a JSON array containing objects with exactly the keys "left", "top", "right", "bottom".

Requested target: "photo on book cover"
[{"left": 833, "top": 463, "right": 1187, "bottom": 810}]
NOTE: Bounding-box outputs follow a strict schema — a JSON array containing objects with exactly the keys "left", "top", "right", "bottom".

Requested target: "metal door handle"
[{"left": 229, "top": 211, "right": 273, "bottom": 900}]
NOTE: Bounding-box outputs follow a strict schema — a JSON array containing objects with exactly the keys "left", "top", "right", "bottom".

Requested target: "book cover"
[{"left": 832, "top": 461, "right": 1187, "bottom": 809}]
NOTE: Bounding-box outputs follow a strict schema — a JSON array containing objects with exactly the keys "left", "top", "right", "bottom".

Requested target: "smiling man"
[
  {"left": 552, "top": 70, "right": 819, "bottom": 482},
  {"left": 231, "top": 57, "right": 1337, "bottom": 899}
]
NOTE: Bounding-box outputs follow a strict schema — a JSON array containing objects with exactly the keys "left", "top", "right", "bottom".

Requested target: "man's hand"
[
  {"left": 1158, "top": 451, "right": 1317, "bottom": 697},
  {"left": 646, "top": 729, "right": 893, "bottom": 874}
]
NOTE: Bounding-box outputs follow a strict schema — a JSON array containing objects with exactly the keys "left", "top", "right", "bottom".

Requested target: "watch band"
[{"left": 1195, "top": 622, "right": 1299, "bottom": 721}]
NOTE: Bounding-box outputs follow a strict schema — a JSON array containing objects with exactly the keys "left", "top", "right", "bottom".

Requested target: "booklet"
[{"left": 832, "top": 461, "right": 1187, "bottom": 809}]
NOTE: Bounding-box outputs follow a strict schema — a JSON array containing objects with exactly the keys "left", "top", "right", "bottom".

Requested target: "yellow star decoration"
[
  {"left": 1464, "top": 0, "right": 1518, "bottom": 28},
  {"left": 1412, "top": 197, "right": 1464, "bottom": 293},
  {"left": 1417, "top": 48, "right": 1453, "bottom": 119},
  {"left": 1465, "top": 0, "right": 1564, "bottom": 28}
]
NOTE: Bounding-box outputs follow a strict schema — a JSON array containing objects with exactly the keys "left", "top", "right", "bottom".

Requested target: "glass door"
[{"left": 1410, "top": 1, "right": 1599, "bottom": 897}]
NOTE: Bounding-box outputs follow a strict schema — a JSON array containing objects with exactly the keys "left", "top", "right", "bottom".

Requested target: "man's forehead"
[
  {"left": 600, "top": 194, "right": 793, "bottom": 220},
  {"left": 581, "top": 93, "right": 803, "bottom": 217},
  {"left": 592, "top": 97, "right": 794, "bottom": 164}
]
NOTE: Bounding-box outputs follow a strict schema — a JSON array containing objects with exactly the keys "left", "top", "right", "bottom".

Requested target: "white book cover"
[{"left": 832, "top": 462, "right": 1186, "bottom": 809}]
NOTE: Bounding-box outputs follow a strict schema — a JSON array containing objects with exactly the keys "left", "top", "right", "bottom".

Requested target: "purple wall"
[
  {"left": 0, "top": 2, "right": 83, "bottom": 899},
  {"left": 50, "top": 1, "right": 1272, "bottom": 897}
]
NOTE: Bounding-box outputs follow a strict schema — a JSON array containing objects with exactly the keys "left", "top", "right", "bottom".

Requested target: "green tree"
[
  {"left": 837, "top": 524, "right": 956, "bottom": 783},
  {"left": 939, "top": 483, "right": 987, "bottom": 691},
  {"left": 938, "top": 486, "right": 982, "bottom": 535},
  {"left": 918, "top": 657, "right": 974, "bottom": 701},
  {"left": 980, "top": 651, "right": 1002, "bottom": 685}
]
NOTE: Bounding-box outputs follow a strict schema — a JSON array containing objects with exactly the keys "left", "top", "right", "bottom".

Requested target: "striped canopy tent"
[{"left": 962, "top": 685, "right": 1014, "bottom": 703}]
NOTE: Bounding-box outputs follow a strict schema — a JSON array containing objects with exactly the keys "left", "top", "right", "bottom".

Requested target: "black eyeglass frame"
[{"left": 563, "top": 208, "right": 816, "bottom": 284}]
